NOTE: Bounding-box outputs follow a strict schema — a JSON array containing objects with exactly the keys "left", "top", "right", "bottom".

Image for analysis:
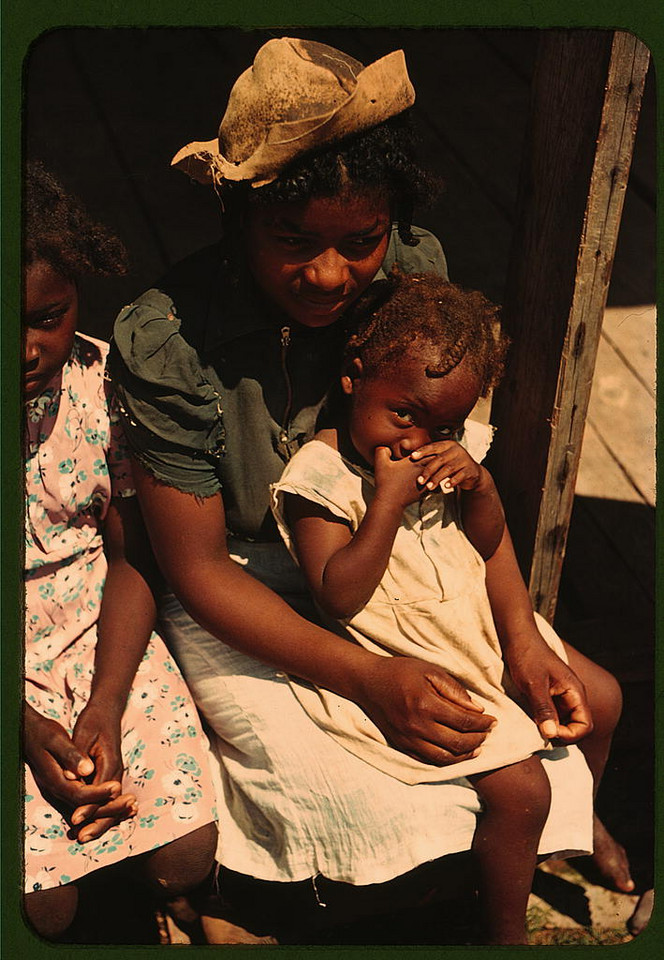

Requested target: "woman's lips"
[{"left": 294, "top": 291, "right": 349, "bottom": 311}]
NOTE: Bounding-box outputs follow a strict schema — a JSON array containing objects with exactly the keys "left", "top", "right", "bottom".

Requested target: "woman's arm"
[
  {"left": 133, "top": 459, "right": 495, "bottom": 766},
  {"left": 484, "top": 526, "right": 593, "bottom": 743},
  {"left": 70, "top": 495, "right": 163, "bottom": 838}
]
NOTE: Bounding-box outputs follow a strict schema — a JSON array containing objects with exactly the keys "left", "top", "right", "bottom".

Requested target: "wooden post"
[{"left": 488, "top": 30, "right": 650, "bottom": 621}]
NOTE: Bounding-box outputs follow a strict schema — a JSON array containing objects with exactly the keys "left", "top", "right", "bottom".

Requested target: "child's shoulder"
[{"left": 312, "top": 427, "right": 340, "bottom": 451}]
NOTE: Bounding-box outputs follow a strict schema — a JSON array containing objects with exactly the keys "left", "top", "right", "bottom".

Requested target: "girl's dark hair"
[
  {"left": 345, "top": 271, "right": 510, "bottom": 397},
  {"left": 219, "top": 112, "right": 439, "bottom": 245},
  {"left": 24, "top": 161, "right": 128, "bottom": 280}
]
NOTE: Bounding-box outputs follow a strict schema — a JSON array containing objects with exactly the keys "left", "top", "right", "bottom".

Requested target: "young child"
[
  {"left": 22, "top": 162, "right": 218, "bottom": 940},
  {"left": 272, "top": 272, "right": 623, "bottom": 944}
]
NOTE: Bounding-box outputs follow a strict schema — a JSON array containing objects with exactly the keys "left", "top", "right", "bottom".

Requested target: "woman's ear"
[{"left": 341, "top": 357, "right": 363, "bottom": 395}]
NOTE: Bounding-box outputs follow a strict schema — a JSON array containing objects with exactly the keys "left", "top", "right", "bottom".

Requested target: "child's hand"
[
  {"left": 410, "top": 440, "right": 484, "bottom": 493},
  {"left": 69, "top": 699, "right": 138, "bottom": 842},
  {"left": 373, "top": 446, "right": 430, "bottom": 508},
  {"left": 23, "top": 703, "right": 129, "bottom": 836},
  {"left": 506, "top": 640, "right": 593, "bottom": 744}
]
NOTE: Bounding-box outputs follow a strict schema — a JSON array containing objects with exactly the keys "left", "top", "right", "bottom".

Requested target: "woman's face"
[
  {"left": 23, "top": 259, "right": 78, "bottom": 401},
  {"left": 244, "top": 187, "right": 391, "bottom": 328}
]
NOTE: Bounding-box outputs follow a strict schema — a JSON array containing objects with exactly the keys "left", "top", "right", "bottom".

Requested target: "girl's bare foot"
[{"left": 587, "top": 815, "right": 635, "bottom": 893}]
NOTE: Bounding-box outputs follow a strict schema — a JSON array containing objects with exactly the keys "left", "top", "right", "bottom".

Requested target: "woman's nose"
[{"left": 302, "top": 249, "right": 350, "bottom": 292}]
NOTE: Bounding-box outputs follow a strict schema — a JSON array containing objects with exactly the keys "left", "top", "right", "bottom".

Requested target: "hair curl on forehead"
[
  {"left": 216, "top": 113, "right": 440, "bottom": 246},
  {"left": 24, "top": 161, "right": 128, "bottom": 280},
  {"left": 344, "top": 271, "right": 509, "bottom": 397}
]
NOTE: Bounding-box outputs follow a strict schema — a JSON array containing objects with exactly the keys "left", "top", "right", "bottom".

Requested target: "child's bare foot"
[{"left": 586, "top": 815, "right": 634, "bottom": 893}]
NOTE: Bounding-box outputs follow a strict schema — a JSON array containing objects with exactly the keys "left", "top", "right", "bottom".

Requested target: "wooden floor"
[{"left": 22, "top": 26, "right": 656, "bottom": 936}]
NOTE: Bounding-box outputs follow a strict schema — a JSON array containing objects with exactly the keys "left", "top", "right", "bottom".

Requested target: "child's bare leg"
[
  {"left": 470, "top": 755, "right": 550, "bottom": 944},
  {"left": 563, "top": 643, "right": 634, "bottom": 892},
  {"left": 24, "top": 883, "right": 78, "bottom": 940},
  {"left": 140, "top": 821, "right": 265, "bottom": 944},
  {"left": 140, "top": 821, "right": 217, "bottom": 898}
]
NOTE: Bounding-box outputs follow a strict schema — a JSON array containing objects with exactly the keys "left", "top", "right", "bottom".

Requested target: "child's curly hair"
[
  {"left": 24, "top": 161, "right": 128, "bottom": 280},
  {"left": 218, "top": 113, "right": 439, "bottom": 247},
  {"left": 344, "top": 272, "right": 509, "bottom": 397}
]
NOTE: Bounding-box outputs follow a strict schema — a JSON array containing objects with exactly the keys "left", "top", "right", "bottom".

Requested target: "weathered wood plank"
[
  {"left": 529, "top": 32, "right": 651, "bottom": 620},
  {"left": 488, "top": 30, "right": 650, "bottom": 621}
]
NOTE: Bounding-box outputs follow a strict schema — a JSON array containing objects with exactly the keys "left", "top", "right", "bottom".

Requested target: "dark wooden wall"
[{"left": 24, "top": 27, "right": 655, "bottom": 342}]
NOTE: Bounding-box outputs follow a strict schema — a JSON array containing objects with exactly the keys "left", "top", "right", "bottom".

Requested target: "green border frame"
[{"left": 2, "top": 1, "right": 661, "bottom": 958}]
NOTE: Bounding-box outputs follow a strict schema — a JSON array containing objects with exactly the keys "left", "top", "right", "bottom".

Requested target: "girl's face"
[
  {"left": 245, "top": 187, "right": 391, "bottom": 328},
  {"left": 24, "top": 260, "right": 78, "bottom": 401},
  {"left": 342, "top": 346, "right": 482, "bottom": 466}
]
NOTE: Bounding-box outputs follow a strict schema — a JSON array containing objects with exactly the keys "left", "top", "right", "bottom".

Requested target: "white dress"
[
  {"left": 157, "top": 423, "right": 593, "bottom": 887},
  {"left": 271, "top": 433, "right": 576, "bottom": 785}
]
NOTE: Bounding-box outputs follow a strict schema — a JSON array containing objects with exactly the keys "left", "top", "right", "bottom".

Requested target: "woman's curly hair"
[
  {"left": 218, "top": 112, "right": 440, "bottom": 246},
  {"left": 24, "top": 161, "right": 128, "bottom": 280},
  {"left": 344, "top": 271, "right": 510, "bottom": 397}
]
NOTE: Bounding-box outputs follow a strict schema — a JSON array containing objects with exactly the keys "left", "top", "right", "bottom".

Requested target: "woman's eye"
[{"left": 347, "top": 235, "right": 383, "bottom": 253}]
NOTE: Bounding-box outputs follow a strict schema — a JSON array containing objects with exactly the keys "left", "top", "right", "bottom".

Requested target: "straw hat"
[{"left": 171, "top": 37, "right": 415, "bottom": 188}]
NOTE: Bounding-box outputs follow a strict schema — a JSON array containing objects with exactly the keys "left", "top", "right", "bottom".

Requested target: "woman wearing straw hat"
[{"left": 110, "top": 37, "right": 631, "bottom": 941}]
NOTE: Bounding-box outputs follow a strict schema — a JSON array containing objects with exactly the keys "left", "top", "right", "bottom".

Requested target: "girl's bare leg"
[
  {"left": 470, "top": 755, "right": 551, "bottom": 944},
  {"left": 24, "top": 883, "right": 79, "bottom": 939},
  {"left": 562, "top": 643, "right": 634, "bottom": 892}
]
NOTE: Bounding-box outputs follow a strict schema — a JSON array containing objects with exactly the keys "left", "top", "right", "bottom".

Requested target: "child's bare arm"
[
  {"left": 287, "top": 446, "right": 442, "bottom": 619},
  {"left": 70, "top": 495, "right": 163, "bottom": 838},
  {"left": 485, "top": 526, "right": 592, "bottom": 743},
  {"left": 410, "top": 441, "right": 504, "bottom": 558}
]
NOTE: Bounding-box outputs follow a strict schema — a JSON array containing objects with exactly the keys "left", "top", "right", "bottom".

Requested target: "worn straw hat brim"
[{"left": 171, "top": 48, "right": 414, "bottom": 188}]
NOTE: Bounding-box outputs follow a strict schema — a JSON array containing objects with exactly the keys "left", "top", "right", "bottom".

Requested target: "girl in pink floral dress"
[{"left": 23, "top": 163, "right": 218, "bottom": 939}]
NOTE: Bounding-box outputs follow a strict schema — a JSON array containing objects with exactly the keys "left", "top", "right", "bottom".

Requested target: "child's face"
[
  {"left": 343, "top": 346, "right": 482, "bottom": 466},
  {"left": 245, "top": 187, "right": 391, "bottom": 329},
  {"left": 23, "top": 260, "right": 78, "bottom": 401}
]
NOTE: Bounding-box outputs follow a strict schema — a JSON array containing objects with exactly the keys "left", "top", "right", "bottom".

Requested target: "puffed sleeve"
[{"left": 108, "top": 289, "right": 225, "bottom": 498}]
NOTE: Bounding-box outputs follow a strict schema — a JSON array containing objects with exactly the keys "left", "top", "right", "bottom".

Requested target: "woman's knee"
[
  {"left": 141, "top": 821, "right": 218, "bottom": 898},
  {"left": 564, "top": 643, "right": 623, "bottom": 735},
  {"left": 24, "top": 883, "right": 79, "bottom": 940}
]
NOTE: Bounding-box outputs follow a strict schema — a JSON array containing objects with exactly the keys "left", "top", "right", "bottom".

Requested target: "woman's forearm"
[{"left": 172, "top": 551, "right": 379, "bottom": 701}]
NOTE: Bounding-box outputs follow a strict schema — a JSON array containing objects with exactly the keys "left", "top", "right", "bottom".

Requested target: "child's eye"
[
  {"left": 30, "top": 308, "right": 68, "bottom": 329},
  {"left": 436, "top": 426, "right": 463, "bottom": 440},
  {"left": 394, "top": 409, "right": 415, "bottom": 425}
]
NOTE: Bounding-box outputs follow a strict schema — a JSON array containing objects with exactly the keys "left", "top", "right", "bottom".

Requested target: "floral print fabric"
[{"left": 24, "top": 334, "right": 217, "bottom": 893}]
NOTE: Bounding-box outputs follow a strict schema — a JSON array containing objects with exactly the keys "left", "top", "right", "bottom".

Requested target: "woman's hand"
[
  {"left": 410, "top": 441, "right": 484, "bottom": 492},
  {"left": 506, "top": 639, "right": 593, "bottom": 744},
  {"left": 23, "top": 702, "right": 135, "bottom": 841},
  {"left": 355, "top": 656, "right": 496, "bottom": 765},
  {"left": 70, "top": 699, "right": 138, "bottom": 842}
]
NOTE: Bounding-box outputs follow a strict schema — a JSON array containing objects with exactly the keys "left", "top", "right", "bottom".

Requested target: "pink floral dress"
[{"left": 24, "top": 334, "right": 217, "bottom": 894}]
